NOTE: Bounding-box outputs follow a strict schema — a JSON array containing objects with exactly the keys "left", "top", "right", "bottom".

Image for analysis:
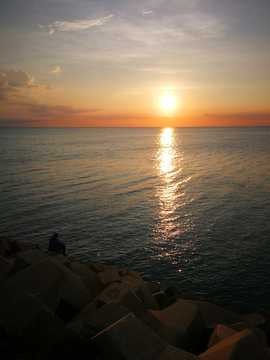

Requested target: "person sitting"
[{"left": 48, "top": 232, "right": 66, "bottom": 255}]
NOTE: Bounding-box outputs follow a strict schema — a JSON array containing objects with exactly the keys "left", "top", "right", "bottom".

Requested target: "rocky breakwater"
[{"left": 1, "top": 236, "right": 270, "bottom": 360}]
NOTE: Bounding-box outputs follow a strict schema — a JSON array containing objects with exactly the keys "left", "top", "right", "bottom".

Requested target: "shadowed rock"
[
  {"left": 199, "top": 329, "right": 270, "bottom": 360},
  {"left": 69, "top": 301, "right": 131, "bottom": 339},
  {"left": 5, "top": 240, "right": 24, "bottom": 258},
  {"left": 121, "top": 274, "right": 144, "bottom": 286},
  {"left": 72, "top": 262, "right": 101, "bottom": 299},
  {"left": 98, "top": 268, "right": 121, "bottom": 291},
  {"left": 159, "top": 300, "right": 204, "bottom": 354},
  {"left": 135, "top": 283, "right": 160, "bottom": 310},
  {"left": 48, "top": 255, "right": 91, "bottom": 312},
  {"left": 156, "top": 345, "right": 199, "bottom": 360},
  {"left": 8, "top": 249, "right": 48, "bottom": 276},
  {"left": 128, "top": 269, "right": 145, "bottom": 283},
  {"left": 0, "top": 237, "right": 11, "bottom": 257},
  {"left": 182, "top": 300, "right": 242, "bottom": 327},
  {"left": 153, "top": 291, "right": 171, "bottom": 310},
  {"left": 0, "top": 255, "right": 12, "bottom": 281},
  {"left": 51, "top": 253, "right": 73, "bottom": 271},
  {"left": 0, "top": 289, "right": 76, "bottom": 351},
  {"left": 0, "top": 259, "right": 66, "bottom": 311},
  {"left": 91, "top": 312, "right": 167, "bottom": 360},
  {"left": 207, "top": 324, "right": 237, "bottom": 349},
  {"left": 243, "top": 313, "right": 270, "bottom": 346},
  {"left": 228, "top": 321, "right": 268, "bottom": 347},
  {"left": 90, "top": 263, "right": 106, "bottom": 273}
]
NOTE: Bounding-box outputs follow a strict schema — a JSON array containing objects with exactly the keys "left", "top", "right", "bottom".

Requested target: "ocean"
[{"left": 0, "top": 126, "right": 269, "bottom": 318}]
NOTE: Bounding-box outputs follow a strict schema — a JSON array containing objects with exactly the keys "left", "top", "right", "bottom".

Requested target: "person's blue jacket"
[{"left": 48, "top": 234, "right": 65, "bottom": 254}]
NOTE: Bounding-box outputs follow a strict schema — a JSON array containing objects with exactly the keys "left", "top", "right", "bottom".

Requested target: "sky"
[{"left": 0, "top": 0, "right": 269, "bottom": 127}]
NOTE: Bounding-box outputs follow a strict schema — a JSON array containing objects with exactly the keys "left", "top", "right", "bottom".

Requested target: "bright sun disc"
[{"left": 158, "top": 92, "right": 177, "bottom": 113}]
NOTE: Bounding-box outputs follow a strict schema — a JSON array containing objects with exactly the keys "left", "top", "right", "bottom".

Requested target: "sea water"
[{"left": 0, "top": 127, "right": 269, "bottom": 318}]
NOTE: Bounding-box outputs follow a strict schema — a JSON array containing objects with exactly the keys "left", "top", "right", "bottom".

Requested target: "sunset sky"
[{"left": 0, "top": 0, "right": 269, "bottom": 127}]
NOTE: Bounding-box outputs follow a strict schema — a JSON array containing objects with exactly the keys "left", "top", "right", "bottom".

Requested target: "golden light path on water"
[{"left": 153, "top": 128, "right": 193, "bottom": 271}]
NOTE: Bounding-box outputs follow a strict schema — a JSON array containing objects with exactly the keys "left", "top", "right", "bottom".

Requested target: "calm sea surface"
[{"left": 0, "top": 127, "right": 269, "bottom": 317}]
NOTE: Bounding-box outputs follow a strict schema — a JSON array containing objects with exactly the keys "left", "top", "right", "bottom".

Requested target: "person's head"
[{"left": 54, "top": 232, "right": 58, "bottom": 237}]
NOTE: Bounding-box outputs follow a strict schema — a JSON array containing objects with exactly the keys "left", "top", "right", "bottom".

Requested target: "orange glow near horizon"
[{"left": 1, "top": 1, "right": 269, "bottom": 127}]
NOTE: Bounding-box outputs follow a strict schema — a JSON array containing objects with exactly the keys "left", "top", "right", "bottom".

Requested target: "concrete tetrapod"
[
  {"left": 0, "top": 259, "right": 67, "bottom": 311},
  {"left": 91, "top": 312, "right": 167, "bottom": 360},
  {"left": 199, "top": 329, "right": 270, "bottom": 360},
  {"left": 159, "top": 300, "right": 204, "bottom": 354},
  {"left": 0, "top": 289, "right": 76, "bottom": 352}
]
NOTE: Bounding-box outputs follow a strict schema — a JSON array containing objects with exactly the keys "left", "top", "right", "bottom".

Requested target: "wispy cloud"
[
  {"left": 30, "top": 103, "right": 102, "bottom": 117},
  {"left": 51, "top": 67, "right": 61, "bottom": 75},
  {"left": 0, "top": 118, "right": 44, "bottom": 126},
  {"left": 37, "top": 23, "right": 44, "bottom": 28},
  {"left": 141, "top": 9, "right": 153, "bottom": 15},
  {"left": 53, "top": 15, "right": 114, "bottom": 32},
  {"left": 49, "top": 26, "right": 54, "bottom": 35},
  {"left": 204, "top": 112, "right": 270, "bottom": 119}
]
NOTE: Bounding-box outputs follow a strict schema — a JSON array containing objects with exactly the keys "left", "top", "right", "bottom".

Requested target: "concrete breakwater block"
[
  {"left": 0, "top": 252, "right": 91, "bottom": 314},
  {"left": 1, "top": 237, "right": 24, "bottom": 258},
  {"left": 159, "top": 300, "right": 204, "bottom": 354},
  {"left": 1, "top": 241, "right": 270, "bottom": 360},
  {"left": 5, "top": 240, "right": 24, "bottom": 258},
  {"left": 228, "top": 321, "right": 268, "bottom": 347},
  {"left": 90, "top": 262, "right": 106, "bottom": 273},
  {"left": 156, "top": 345, "right": 199, "bottom": 360},
  {"left": 207, "top": 324, "right": 237, "bottom": 349},
  {"left": 97, "top": 268, "right": 121, "bottom": 291},
  {"left": 199, "top": 329, "right": 270, "bottom": 360},
  {"left": 91, "top": 312, "right": 167, "bottom": 360},
  {"left": 0, "top": 289, "right": 76, "bottom": 352},
  {"left": 153, "top": 291, "right": 171, "bottom": 310},
  {"left": 0, "top": 259, "right": 66, "bottom": 311},
  {"left": 50, "top": 253, "right": 73, "bottom": 271},
  {"left": 121, "top": 274, "right": 144, "bottom": 286},
  {"left": 0, "top": 255, "right": 12, "bottom": 281},
  {"left": 128, "top": 269, "right": 145, "bottom": 283},
  {"left": 69, "top": 301, "right": 131, "bottom": 339},
  {"left": 8, "top": 248, "right": 48, "bottom": 276},
  {"left": 74, "top": 282, "right": 163, "bottom": 333},
  {"left": 97, "top": 282, "right": 162, "bottom": 332},
  {"left": 135, "top": 283, "right": 160, "bottom": 310},
  {"left": 71, "top": 262, "right": 100, "bottom": 299},
  {"left": 243, "top": 313, "right": 270, "bottom": 346},
  {"left": 182, "top": 300, "right": 242, "bottom": 327},
  {"left": 0, "top": 237, "right": 11, "bottom": 257},
  {"left": 48, "top": 255, "right": 91, "bottom": 312}
]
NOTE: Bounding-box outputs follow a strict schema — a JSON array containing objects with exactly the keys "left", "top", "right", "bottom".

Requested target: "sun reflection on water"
[{"left": 151, "top": 128, "right": 194, "bottom": 270}]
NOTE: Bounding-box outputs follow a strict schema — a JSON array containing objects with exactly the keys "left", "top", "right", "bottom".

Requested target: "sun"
[{"left": 158, "top": 92, "right": 177, "bottom": 113}]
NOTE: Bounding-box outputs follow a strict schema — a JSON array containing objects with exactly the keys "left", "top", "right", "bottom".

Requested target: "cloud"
[
  {"left": 28, "top": 103, "right": 103, "bottom": 117},
  {"left": 53, "top": 15, "right": 114, "bottom": 31},
  {"left": 0, "top": 70, "right": 38, "bottom": 100},
  {"left": 141, "top": 9, "right": 153, "bottom": 15},
  {"left": 51, "top": 67, "right": 61, "bottom": 75},
  {"left": 67, "top": 11, "right": 229, "bottom": 66},
  {"left": 0, "top": 70, "right": 36, "bottom": 89},
  {"left": 0, "top": 70, "right": 54, "bottom": 101},
  {"left": 204, "top": 112, "right": 270, "bottom": 119},
  {"left": 49, "top": 26, "right": 54, "bottom": 35},
  {"left": 37, "top": 24, "right": 43, "bottom": 28},
  {"left": 0, "top": 118, "right": 44, "bottom": 126}
]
